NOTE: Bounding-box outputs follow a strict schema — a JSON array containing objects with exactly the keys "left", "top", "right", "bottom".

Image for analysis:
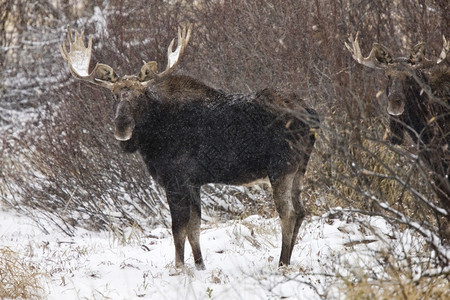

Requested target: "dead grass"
[
  {"left": 330, "top": 229, "right": 449, "bottom": 300},
  {"left": 338, "top": 269, "right": 449, "bottom": 300},
  {"left": 0, "top": 247, "right": 44, "bottom": 299}
]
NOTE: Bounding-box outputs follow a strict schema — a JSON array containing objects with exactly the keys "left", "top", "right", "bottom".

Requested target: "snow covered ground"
[{"left": 0, "top": 207, "right": 427, "bottom": 299}]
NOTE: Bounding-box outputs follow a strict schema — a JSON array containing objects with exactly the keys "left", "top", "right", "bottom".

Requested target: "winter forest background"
[{"left": 1, "top": 0, "right": 449, "bottom": 299}]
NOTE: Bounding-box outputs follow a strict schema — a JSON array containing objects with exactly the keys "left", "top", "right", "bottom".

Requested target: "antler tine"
[
  {"left": 77, "top": 28, "right": 92, "bottom": 53},
  {"left": 166, "top": 38, "right": 176, "bottom": 68},
  {"left": 345, "top": 32, "right": 360, "bottom": 62},
  {"left": 437, "top": 35, "right": 449, "bottom": 64},
  {"left": 59, "top": 27, "right": 71, "bottom": 62}
]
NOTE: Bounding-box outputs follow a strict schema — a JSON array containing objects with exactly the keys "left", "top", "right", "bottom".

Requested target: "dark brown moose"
[
  {"left": 60, "top": 25, "right": 319, "bottom": 270},
  {"left": 346, "top": 33, "right": 450, "bottom": 235}
]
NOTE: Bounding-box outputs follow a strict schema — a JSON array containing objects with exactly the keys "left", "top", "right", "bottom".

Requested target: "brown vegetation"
[
  {"left": 0, "top": 247, "right": 44, "bottom": 299},
  {"left": 0, "top": 0, "right": 449, "bottom": 296}
]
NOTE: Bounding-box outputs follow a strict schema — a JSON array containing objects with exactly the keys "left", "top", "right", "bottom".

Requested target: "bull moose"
[
  {"left": 346, "top": 34, "right": 450, "bottom": 233},
  {"left": 60, "top": 25, "right": 319, "bottom": 269}
]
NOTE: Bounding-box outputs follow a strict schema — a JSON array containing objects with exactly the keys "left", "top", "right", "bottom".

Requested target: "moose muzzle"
[
  {"left": 114, "top": 100, "right": 135, "bottom": 141},
  {"left": 387, "top": 94, "right": 405, "bottom": 116}
]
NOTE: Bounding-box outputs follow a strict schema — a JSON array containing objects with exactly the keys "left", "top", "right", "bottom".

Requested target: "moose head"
[
  {"left": 59, "top": 25, "right": 192, "bottom": 141},
  {"left": 345, "top": 33, "right": 448, "bottom": 118}
]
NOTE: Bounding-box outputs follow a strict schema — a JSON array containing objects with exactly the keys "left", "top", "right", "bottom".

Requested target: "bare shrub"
[
  {"left": 1, "top": 85, "right": 169, "bottom": 235},
  {"left": 1, "top": 0, "right": 449, "bottom": 280}
]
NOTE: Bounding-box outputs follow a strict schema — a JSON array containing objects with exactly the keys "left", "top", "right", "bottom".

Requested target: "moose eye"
[{"left": 112, "top": 95, "right": 120, "bottom": 109}]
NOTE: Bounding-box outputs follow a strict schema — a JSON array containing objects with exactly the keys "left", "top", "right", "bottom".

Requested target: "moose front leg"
[{"left": 166, "top": 185, "right": 205, "bottom": 270}]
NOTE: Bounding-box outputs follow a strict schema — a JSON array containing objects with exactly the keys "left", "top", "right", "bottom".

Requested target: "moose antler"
[
  {"left": 59, "top": 27, "right": 117, "bottom": 89},
  {"left": 138, "top": 24, "right": 192, "bottom": 84},
  {"left": 409, "top": 36, "right": 449, "bottom": 68},
  {"left": 345, "top": 32, "right": 394, "bottom": 69},
  {"left": 61, "top": 25, "right": 192, "bottom": 90},
  {"left": 346, "top": 32, "right": 449, "bottom": 70}
]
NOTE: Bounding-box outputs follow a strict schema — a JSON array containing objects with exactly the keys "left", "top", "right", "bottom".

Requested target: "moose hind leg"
[
  {"left": 187, "top": 187, "right": 205, "bottom": 270},
  {"left": 271, "top": 171, "right": 297, "bottom": 266},
  {"left": 289, "top": 168, "right": 307, "bottom": 256},
  {"left": 167, "top": 189, "right": 191, "bottom": 269}
]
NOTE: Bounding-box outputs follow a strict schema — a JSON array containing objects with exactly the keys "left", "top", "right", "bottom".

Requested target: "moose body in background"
[
  {"left": 346, "top": 34, "right": 450, "bottom": 230},
  {"left": 60, "top": 25, "right": 319, "bottom": 269}
]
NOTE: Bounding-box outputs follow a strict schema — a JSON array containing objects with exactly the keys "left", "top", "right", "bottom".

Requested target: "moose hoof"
[{"left": 195, "top": 262, "right": 206, "bottom": 271}]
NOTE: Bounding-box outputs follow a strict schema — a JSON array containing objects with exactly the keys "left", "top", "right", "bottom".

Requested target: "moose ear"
[
  {"left": 138, "top": 61, "right": 158, "bottom": 82},
  {"left": 409, "top": 42, "right": 426, "bottom": 65},
  {"left": 372, "top": 43, "right": 394, "bottom": 65},
  {"left": 95, "top": 64, "right": 119, "bottom": 83}
]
